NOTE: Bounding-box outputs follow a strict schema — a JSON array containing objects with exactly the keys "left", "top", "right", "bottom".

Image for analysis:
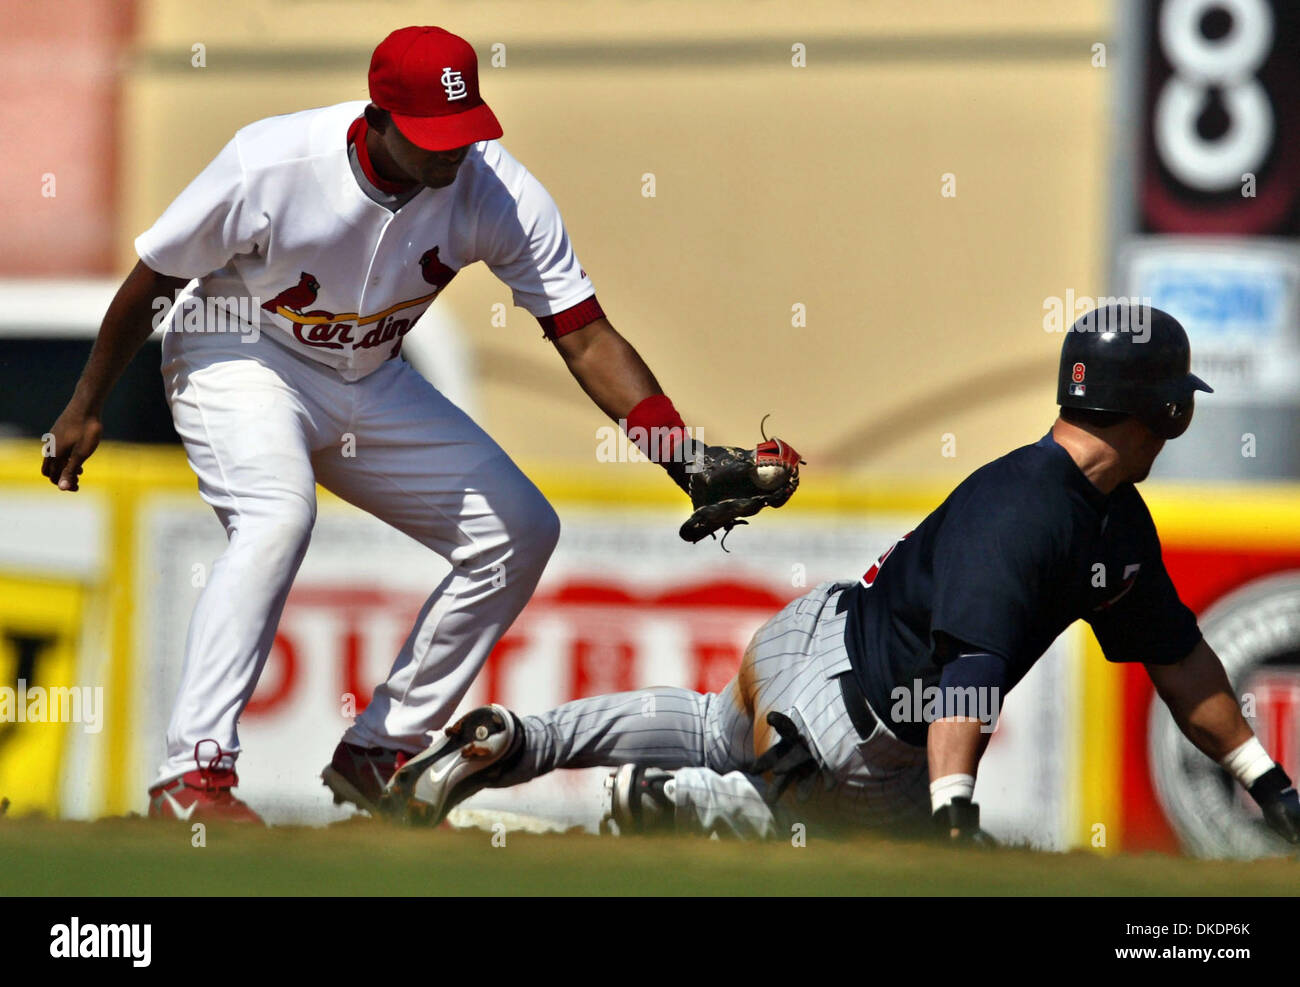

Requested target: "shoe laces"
[{"left": 192, "top": 738, "right": 239, "bottom": 792}]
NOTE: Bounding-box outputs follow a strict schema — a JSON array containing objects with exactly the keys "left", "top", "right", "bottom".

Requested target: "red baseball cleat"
[
  {"left": 147, "top": 740, "right": 263, "bottom": 824},
  {"left": 321, "top": 742, "right": 413, "bottom": 815}
]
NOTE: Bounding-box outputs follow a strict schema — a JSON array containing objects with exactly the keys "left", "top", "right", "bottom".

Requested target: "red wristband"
[
  {"left": 538, "top": 295, "right": 605, "bottom": 340},
  {"left": 624, "top": 394, "right": 689, "bottom": 464}
]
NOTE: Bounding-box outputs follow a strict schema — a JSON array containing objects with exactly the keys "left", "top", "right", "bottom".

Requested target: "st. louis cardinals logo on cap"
[
  {"left": 368, "top": 26, "right": 502, "bottom": 151},
  {"left": 441, "top": 68, "right": 467, "bottom": 101}
]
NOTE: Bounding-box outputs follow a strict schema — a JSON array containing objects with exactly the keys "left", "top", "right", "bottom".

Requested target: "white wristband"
[
  {"left": 1220, "top": 736, "right": 1274, "bottom": 788},
  {"left": 929, "top": 773, "right": 975, "bottom": 813}
]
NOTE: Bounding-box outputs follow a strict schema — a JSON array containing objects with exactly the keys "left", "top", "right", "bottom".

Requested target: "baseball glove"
[{"left": 678, "top": 422, "right": 804, "bottom": 546}]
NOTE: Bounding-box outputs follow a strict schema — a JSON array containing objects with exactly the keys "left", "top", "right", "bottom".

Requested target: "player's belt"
[{"left": 835, "top": 671, "right": 880, "bottom": 741}]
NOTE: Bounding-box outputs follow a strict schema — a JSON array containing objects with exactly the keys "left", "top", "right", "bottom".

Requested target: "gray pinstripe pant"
[{"left": 498, "top": 581, "right": 931, "bottom": 838}]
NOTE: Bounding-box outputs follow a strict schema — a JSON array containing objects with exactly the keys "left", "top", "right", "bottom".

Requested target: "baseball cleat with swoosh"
[
  {"left": 321, "top": 743, "right": 416, "bottom": 815},
  {"left": 146, "top": 739, "right": 263, "bottom": 824},
  {"left": 380, "top": 704, "right": 524, "bottom": 825}
]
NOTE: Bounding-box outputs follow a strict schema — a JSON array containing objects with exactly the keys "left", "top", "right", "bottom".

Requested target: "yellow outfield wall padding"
[
  {"left": 1076, "top": 629, "right": 1123, "bottom": 854},
  {"left": 4, "top": 440, "right": 1296, "bottom": 836}
]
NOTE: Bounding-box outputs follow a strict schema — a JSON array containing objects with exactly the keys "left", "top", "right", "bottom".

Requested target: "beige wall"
[
  {"left": 0, "top": 0, "right": 133, "bottom": 274},
  {"left": 118, "top": 0, "right": 1115, "bottom": 478}
]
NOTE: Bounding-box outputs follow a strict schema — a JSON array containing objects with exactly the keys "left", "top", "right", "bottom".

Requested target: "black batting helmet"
[{"left": 1056, "top": 303, "right": 1212, "bottom": 440}]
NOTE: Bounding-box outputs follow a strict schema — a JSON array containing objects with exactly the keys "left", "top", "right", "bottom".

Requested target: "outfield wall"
[{"left": 1, "top": 439, "right": 1296, "bottom": 855}]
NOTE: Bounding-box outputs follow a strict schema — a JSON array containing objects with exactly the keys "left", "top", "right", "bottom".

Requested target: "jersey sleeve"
[
  {"left": 928, "top": 492, "right": 1066, "bottom": 667},
  {"left": 475, "top": 166, "right": 596, "bottom": 320},
  {"left": 134, "top": 135, "right": 268, "bottom": 279},
  {"left": 1086, "top": 504, "right": 1202, "bottom": 665}
]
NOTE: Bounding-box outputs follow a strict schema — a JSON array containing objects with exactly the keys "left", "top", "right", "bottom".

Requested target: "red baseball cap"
[{"left": 369, "top": 27, "right": 502, "bottom": 151}]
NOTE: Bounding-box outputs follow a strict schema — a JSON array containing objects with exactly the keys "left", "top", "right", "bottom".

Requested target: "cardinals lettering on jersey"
[{"left": 259, "top": 243, "right": 460, "bottom": 359}]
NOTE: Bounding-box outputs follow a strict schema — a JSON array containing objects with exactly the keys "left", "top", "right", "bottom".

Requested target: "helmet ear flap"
[{"left": 1145, "top": 394, "right": 1194, "bottom": 440}]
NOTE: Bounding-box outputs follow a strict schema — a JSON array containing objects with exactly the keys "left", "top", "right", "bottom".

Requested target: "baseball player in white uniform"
[{"left": 42, "top": 26, "right": 706, "bottom": 822}]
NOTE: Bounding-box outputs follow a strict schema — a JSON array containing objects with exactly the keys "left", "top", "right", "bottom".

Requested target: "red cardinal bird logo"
[
  {"left": 419, "top": 247, "right": 457, "bottom": 292},
  {"left": 261, "top": 272, "right": 320, "bottom": 314}
]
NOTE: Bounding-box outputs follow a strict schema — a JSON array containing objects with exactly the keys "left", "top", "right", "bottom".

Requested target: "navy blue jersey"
[{"left": 841, "top": 431, "right": 1202, "bottom": 745}]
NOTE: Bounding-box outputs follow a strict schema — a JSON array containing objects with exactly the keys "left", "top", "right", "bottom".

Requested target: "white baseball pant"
[
  {"left": 154, "top": 326, "right": 559, "bottom": 785},
  {"left": 497, "top": 580, "right": 931, "bottom": 837}
]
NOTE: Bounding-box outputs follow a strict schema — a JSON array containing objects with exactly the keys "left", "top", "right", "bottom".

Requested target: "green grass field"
[{"left": 1, "top": 817, "right": 1297, "bottom": 896}]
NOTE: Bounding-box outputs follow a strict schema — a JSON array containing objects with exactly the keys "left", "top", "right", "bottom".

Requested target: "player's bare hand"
[{"left": 41, "top": 405, "right": 103, "bottom": 492}]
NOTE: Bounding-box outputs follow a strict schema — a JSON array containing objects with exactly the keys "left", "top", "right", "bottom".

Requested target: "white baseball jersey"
[{"left": 136, "top": 99, "right": 595, "bottom": 382}]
